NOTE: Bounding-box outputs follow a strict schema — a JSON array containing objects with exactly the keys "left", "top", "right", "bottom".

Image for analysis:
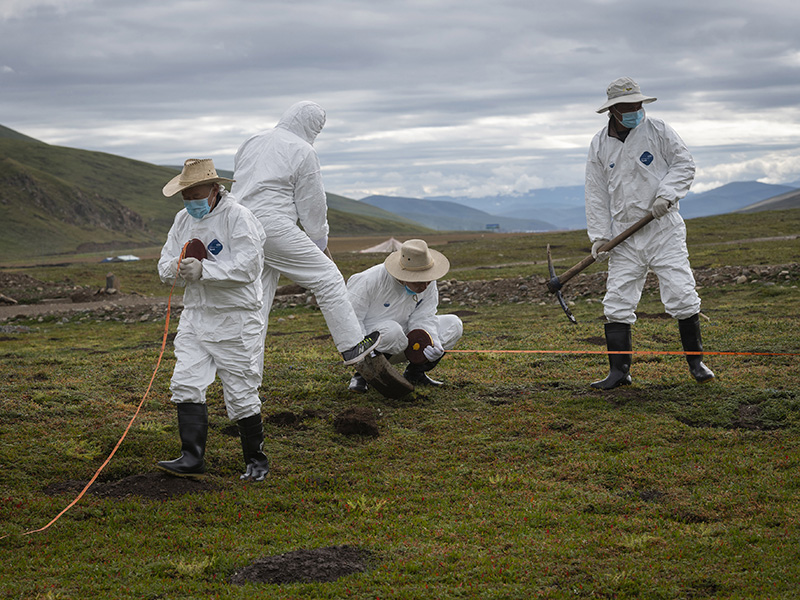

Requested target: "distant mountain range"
[
  {"left": 360, "top": 195, "right": 558, "bottom": 232},
  {"left": 364, "top": 181, "right": 800, "bottom": 232}
]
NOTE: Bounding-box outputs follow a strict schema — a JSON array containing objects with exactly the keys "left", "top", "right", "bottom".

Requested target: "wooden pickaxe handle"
[{"left": 554, "top": 213, "right": 654, "bottom": 287}]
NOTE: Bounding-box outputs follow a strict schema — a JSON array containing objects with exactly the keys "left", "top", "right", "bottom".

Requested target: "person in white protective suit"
[
  {"left": 232, "top": 101, "right": 379, "bottom": 366},
  {"left": 346, "top": 239, "right": 463, "bottom": 391},
  {"left": 585, "top": 77, "right": 715, "bottom": 389},
  {"left": 157, "top": 159, "right": 271, "bottom": 482}
]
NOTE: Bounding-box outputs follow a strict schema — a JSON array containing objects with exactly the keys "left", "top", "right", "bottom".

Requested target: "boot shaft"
[
  {"left": 176, "top": 402, "right": 208, "bottom": 457},
  {"left": 604, "top": 322, "right": 632, "bottom": 371},
  {"left": 237, "top": 413, "right": 266, "bottom": 464},
  {"left": 678, "top": 313, "right": 703, "bottom": 353},
  {"left": 678, "top": 314, "right": 715, "bottom": 383}
]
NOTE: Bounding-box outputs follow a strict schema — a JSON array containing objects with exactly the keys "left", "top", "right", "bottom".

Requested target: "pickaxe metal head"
[
  {"left": 544, "top": 214, "right": 655, "bottom": 324},
  {"left": 546, "top": 244, "right": 577, "bottom": 324}
]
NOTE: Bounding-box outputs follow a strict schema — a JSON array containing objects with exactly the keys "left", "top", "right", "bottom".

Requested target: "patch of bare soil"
[
  {"left": 231, "top": 545, "right": 375, "bottom": 585},
  {"left": 44, "top": 472, "right": 219, "bottom": 500},
  {"left": 333, "top": 406, "right": 380, "bottom": 437}
]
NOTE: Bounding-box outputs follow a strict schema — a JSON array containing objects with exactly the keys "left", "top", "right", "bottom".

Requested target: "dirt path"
[{"left": 0, "top": 294, "right": 178, "bottom": 322}]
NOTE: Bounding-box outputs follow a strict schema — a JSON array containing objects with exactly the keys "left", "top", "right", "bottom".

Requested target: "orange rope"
[
  {"left": 447, "top": 349, "right": 800, "bottom": 356},
  {"left": 2, "top": 246, "right": 188, "bottom": 540}
]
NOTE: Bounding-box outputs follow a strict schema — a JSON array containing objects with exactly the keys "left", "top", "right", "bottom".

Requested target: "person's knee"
[
  {"left": 376, "top": 321, "right": 407, "bottom": 355},
  {"left": 223, "top": 393, "right": 262, "bottom": 421},
  {"left": 603, "top": 306, "right": 636, "bottom": 325},
  {"left": 438, "top": 315, "right": 463, "bottom": 349}
]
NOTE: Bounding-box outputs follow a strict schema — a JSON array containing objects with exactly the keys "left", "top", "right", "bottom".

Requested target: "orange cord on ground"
[
  {"left": 447, "top": 349, "right": 800, "bottom": 356},
  {"left": 1, "top": 244, "right": 189, "bottom": 540}
]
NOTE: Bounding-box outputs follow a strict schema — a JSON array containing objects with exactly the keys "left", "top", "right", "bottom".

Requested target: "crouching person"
[
  {"left": 346, "top": 239, "right": 463, "bottom": 391},
  {"left": 156, "top": 158, "right": 270, "bottom": 481}
]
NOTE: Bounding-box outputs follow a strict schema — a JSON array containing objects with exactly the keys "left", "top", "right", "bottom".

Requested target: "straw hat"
[
  {"left": 162, "top": 158, "right": 234, "bottom": 197},
  {"left": 596, "top": 76, "right": 657, "bottom": 113},
  {"left": 384, "top": 239, "right": 450, "bottom": 282}
]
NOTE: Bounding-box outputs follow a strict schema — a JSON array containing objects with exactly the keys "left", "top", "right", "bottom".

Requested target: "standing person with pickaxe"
[{"left": 584, "top": 77, "right": 715, "bottom": 389}]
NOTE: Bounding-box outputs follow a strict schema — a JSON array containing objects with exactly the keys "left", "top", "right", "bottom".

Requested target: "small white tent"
[{"left": 359, "top": 237, "right": 403, "bottom": 253}]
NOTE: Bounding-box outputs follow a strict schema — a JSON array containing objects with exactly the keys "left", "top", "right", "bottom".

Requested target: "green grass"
[{"left": 1, "top": 217, "right": 799, "bottom": 599}]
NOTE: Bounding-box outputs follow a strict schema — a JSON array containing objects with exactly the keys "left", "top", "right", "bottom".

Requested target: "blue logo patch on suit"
[{"left": 208, "top": 239, "right": 223, "bottom": 255}]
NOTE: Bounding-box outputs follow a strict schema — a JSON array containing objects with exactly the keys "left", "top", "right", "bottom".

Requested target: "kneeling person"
[
  {"left": 346, "top": 239, "right": 463, "bottom": 391},
  {"left": 157, "top": 158, "right": 270, "bottom": 481}
]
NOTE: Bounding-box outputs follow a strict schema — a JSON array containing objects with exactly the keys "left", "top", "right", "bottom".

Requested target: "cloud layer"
[{"left": 2, "top": 0, "right": 800, "bottom": 198}]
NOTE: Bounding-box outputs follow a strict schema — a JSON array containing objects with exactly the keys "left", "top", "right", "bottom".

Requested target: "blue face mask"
[
  {"left": 619, "top": 108, "right": 644, "bottom": 129},
  {"left": 184, "top": 199, "right": 210, "bottom": 219},
  {"left": 404, "top": 285, "right": 417, "bottom": 296}
]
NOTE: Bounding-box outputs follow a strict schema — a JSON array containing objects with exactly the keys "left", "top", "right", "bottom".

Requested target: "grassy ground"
[{"left": 1, "top": 213, "right": 799, "bottom": 599}]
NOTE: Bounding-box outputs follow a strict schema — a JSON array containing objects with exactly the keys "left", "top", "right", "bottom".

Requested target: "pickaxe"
[{"left": 546, "top": 213, "right": 654, "bottom": 323}]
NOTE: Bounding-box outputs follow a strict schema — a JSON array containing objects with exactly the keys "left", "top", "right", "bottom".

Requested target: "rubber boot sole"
[{"left": 155, "top": 463, "right": 207, "bottom": 479}]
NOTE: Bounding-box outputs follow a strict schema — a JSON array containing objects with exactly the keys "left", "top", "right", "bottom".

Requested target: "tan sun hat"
[
  {"left": 162, "top": 158, "right": 235, "bottom": 197},
  {"left": 596, "top": 76, "right": 657, "bottom": 113},
  {"left": 384, "top": 239, "right": 450, "bottom": 283}
]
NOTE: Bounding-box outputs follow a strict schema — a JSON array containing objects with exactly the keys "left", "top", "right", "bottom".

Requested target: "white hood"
[{"left": 276, "top": 101, "right": 326, "bottom": 145}]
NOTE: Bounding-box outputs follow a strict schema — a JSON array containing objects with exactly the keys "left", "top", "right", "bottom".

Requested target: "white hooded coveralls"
[
  {"left": 585, "top": 115, "right": 701, "bottom": 324},
  {"left": 232, "top": 101, "right": 363, "bottom": 352},
  {"left": 346, "top": 264, "right": 463, "bottom": 358},
  {"left": 158, "top": 192, "right": 266, "bottom": 421}
]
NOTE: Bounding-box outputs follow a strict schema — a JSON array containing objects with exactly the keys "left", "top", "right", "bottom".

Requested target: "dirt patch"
[
  {"left": 3, "top": 263, "right": 798, "bottom": 322},
  {"left": 333, "top": 406, "right": 380, "bottom": 437},
  {"left": 44, "top": 472, "right": 219, "bottom": 500},
  {"left": 676, "top": 403, "right": 786, "bottom": 431},
  {"left": 731, "top": 404, "right": 784, "bottom": 431},
  {"left": 267, "top": 410, "right": 303, "bottom": 427},
  {"left": 231, "top": 545, "right": 375, "bottom": 585},
  {"left": 637, "top": 489, "right": 666, "bottom": 503}
]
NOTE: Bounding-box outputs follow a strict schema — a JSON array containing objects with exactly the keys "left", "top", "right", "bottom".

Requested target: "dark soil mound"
[
  {"left": 333, "top": 406, "right": 380, "bottom": 437},
  {"left": 44, "top": 472, "right": 218, "bottom": 500},
  {"left": 231, "top": 545, "right": 374, "bottom": 585}
]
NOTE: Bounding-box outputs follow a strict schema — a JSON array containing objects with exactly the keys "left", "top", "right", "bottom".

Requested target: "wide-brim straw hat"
[
  {"left": 384, "top": 239, "right": 450, "bottom": 282},
  {"left": 162, "top": 158, "right": 234, "bottom": 197},
  {"left": 596, "top": 76, "right": 657, "bottom": 113}
]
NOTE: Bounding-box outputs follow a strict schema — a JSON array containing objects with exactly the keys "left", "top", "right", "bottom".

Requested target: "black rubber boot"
[
  {"left": 679, "top": 314, "right": 715, "bottom": 383},
  {"left": 157, "top": 403, "right": 208, "bottom": 477},
  {"left": 591, "top": 322, "right": 632, "bottom": 389},
  {"left": 404, "top": 358, "right": 444, "bottom": 387},
  {"left": 237, "top": 413, "right": 270, "bottom": 481}
]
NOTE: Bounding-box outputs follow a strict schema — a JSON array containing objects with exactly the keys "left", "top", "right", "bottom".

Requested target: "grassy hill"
[
  {"left": 0, "top": 126, "right": 431, "bottom": 262},
  {"left": 737, "top": 188, "right": 800, "bottom": 213}
]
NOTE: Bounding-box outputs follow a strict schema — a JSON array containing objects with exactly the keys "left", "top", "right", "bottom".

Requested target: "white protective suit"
[
  {"left": 346, "top": 264, "right": 463, "bottom": 357},
  {"left": 158, "top": 191, "right": 267, "bottom": 421},
  {"left": 232, "top": 101, "right": 364, "bottom": 352},
  {"left": 585, "top": 115, "right": 701, "bottom": 325}
]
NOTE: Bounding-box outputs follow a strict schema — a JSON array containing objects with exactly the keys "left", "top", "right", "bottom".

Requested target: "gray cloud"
[{"left": 2, "top": 0, "right": 800, "bottom": 198}]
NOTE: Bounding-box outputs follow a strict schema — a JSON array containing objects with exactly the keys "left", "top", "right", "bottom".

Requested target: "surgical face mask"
[
  {"left": 619, "top": 108, "right": 644, "bottom": 129},
  {"left": 404, "top": 285, "right": 417, "bottom": 296},
  {"left": 184, "top": 199, "right": 210, "bottom": 219}
]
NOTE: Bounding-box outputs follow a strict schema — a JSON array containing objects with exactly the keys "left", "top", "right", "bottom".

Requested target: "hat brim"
[
  {"left": 162, "top": 175, "right": 235, "bottom": 198},
  {"left": 384, "top": 248, "right": 450, "bottom": 282},
  {"left": 596, "top": 94, "right": 656, "bottom": 114}
]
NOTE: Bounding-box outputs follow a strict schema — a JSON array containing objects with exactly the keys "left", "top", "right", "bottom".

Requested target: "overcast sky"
[{"left": 2, "top": 0, "right": 800, "bottom": 199}]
